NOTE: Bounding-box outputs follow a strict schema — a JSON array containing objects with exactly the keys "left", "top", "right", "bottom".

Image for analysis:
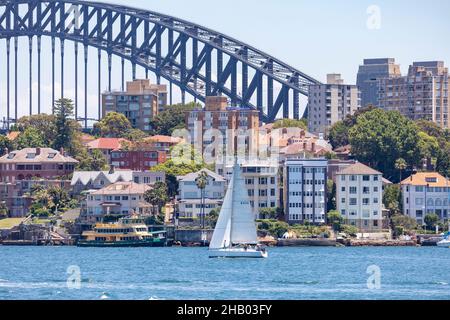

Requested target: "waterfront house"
[
  {"left": 336, "top": 162, "right": 384, "bottom": 232},
  {"left": 82, "top": 182, "right": 152, "bottom": 224},
  {"left": 71, "top": 167, "right": 165, "bottom": 195},
  {"left": 401, "top": 172, "right": 450, "bottom": 226},
  {"left": 86, "top": 137, "right": 130, "bottom": 163},
  {"left": 176, "top": 169, "right": 226, "bottom": 220}
]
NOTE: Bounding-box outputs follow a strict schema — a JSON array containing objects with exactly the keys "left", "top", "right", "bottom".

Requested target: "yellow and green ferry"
[{"left": 77, "top": 217, "right": 167, "bottom": 247}]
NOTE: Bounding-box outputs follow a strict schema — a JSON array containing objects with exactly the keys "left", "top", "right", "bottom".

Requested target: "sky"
[{"left": 1, "top": 0, "right": 449, "bottom": 122}]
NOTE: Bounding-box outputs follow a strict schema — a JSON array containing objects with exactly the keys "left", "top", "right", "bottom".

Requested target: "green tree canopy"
[
  {"left": 93, "top": 112, "right": 132, "bottom": 138},
  {"left": 75, "top": 149, "right": 109, "bottom": 171},
  {"left": 149, "top": 102, "right": 199, "bottom": 136},
  {"left": 0, "top": 134, "right": 15, "bottom": 155},
  {"left": 144, "top": 182, "right": 169, "bottom": 216},
  {"left": 53, "top": 98, "right": 79, "bottom": 154},
  {"left": 272, "top": 118, "right": 307, "bottom": 130},
  {"left": 16, "top": 114, "right": 57, "bottom": 146},
  {"left": 424, "top": 213, "right": 439, "bottom": 231},
  {"left": 16, "top": 127, "right": 46, "bottom": 149},
  {"left": 348, "top": 109, "right": 422, "bottom": 182}
]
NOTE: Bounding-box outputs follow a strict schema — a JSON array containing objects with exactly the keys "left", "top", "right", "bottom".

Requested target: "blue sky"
[{"left": 1, "top": 0, "right": 449, "bottom": 120}]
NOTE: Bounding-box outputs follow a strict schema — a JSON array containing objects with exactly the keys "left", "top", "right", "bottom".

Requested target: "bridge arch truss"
[{"left": 0, "top": 0, "right": 321, "bottom": 127}]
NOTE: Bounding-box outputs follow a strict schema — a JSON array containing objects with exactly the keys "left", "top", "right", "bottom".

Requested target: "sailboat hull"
[
  {"left": 209, "top": 248, "right": 268, "bottom": 258},
  {"left": 437, "top": 239, "right": 450, "bottom": 248}
]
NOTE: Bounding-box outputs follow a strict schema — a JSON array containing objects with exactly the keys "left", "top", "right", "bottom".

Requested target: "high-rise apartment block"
[
  {"left": 308, "top": 74, "right": 361, "bottom": 135},
  {"left": 283, "top": 158, "right": 328, "bottom": 225},
  {"left": 378, "top": 61, "right": 450, "bottom": 129},
  {"left": 357, "top": 58, "right": 401, "bottom": 108},
  {"left": 102, "top": 79, "right": 168, "bottom": 132},
  {"left": 185, "top": 96, "right": 260, "bottom": 156}
]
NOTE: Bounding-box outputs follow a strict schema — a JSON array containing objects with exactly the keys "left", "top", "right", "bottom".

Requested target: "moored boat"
[
  {"left": 77, "top": 216, "right": 166, "bottom": 247},
  {"left": 437, "top": 232, "right": 450, "bottom": 248}
]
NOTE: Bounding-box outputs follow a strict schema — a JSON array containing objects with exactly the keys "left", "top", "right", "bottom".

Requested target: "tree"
[
  {"left": 76, "top": 149, "right": 109, "bottom": 171},
  {"left": 93, "top": 112, "right": 132, "bottom": 138},
  {"left": 206, "top": 208, "right": 220, "bottom": 228},
  {"left": 0, "top": 134, "right": 15, "bottom": 155},
  {"left": 16, "top": 114, "right": 57, "bottom": 146},
  {"left": 395, "top": 158, "right": 407, "bottom": 182},
  {"left": 123, "top": 128, "right": 148, "bottom": 142},
  {"left": 144, "top": 182, "right": 169, "bottom": 216},
  {"left": 328, "top": 121, "right": 350, "bottom": 149},
  {"left": 195, "top": 171, "right": 208, "bottom": 228},
  {"left": 327, "top": 210, "right": 343, "bottom": 232},
  {"left": 272, "top": 118, "right": 307, "bottom": 130},
  {"left": 149, "top": 102, "right": 199, "bottom": 136},
  {"left": 348, "top": 109, "right": 422, "bottom": 182},
  {"left": 53, "top": 98, "right": 78, "bottom": 152},
  {"left": 0, "top": 201, "right": 8, "bottom": 218},
  {"left": 259, "top": 208, "right": 278, "bottom": 220},
  {"left": 383, "top": 184, "right": 402, "bottom": 215},
  {"left": 16, "top": 127, "right": 46, "bottom": 149},
  {"left": 436, "top": 145, "right": 450, "bottom": 178},
  {"left": 391, "top": 214, "right": 418, "bottom": 232},
  {"left": 424, "top": 213, "right": 439, "bottom": 231},
  {"left": 326, "top": 179, "right": 336, "bottom": 211}
]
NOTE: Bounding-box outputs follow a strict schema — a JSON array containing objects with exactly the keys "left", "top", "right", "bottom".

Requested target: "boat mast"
[{"left": 228, "top": 161, "right": 236, "bottom": 248}]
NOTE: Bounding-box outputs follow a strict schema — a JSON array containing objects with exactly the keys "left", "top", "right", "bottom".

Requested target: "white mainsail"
[{"left": 209, "top": 162, "right": 258, "bottom": 249}]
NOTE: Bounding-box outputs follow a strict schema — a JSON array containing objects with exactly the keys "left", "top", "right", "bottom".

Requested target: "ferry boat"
[{"left": 77, "top": 216, "right": 167, "bottom": 247}]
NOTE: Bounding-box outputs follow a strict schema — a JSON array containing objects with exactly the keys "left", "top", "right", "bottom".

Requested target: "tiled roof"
[
  {"left": 280, "top": 142, "right": 329, "bottom": 155},
  {"left": 0, "top": 148, "right": 78, "bottom": 163},
  {"left": 91, "top": 182, "right": 151, "bottom": 195},
  {"left": 6, "top": 131, "right": 20, "bottom": 141},
  {"left": 145, "top": 135, "right": 182, "bottom": 144},
  {"left": 336, "top": 162, "right": 381, "bottom": 175},
  {"left": 87, "top": 138, "right": 130, "bottom": 150},
  {"left": 401, "top": 172, "right": 450, "bottom": 187},
  {"left": 177, "top": 168, "right": 226, "bottom": 182}
]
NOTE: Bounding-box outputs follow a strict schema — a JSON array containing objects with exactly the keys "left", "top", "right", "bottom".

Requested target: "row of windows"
[
  {"left": 245, "top": 177, "right": 276, "bottom": 185},
  {"left": 341, "top": 210, "right": 379, "bottom": 217},
  {"left": 289, "top": 191, "right": 325, "bottom": 197},
  {"left": 341, "top": 186, "right": 379, "bottom": 193},
  {"left": 289, "top": 214, "right": 325, "bottom": 221},
  {"left": 289, "top": 202, "right": 325, "bottom": 208},
  {"left": 341, "top": 198, "right": 379, "bottom": 205},
  {"left": 406, "top": 186, "right": 450, "bottom": 193},
  {"left": 289, "top": 179, "right": 326, "bottom": 185},
  {"left": 410, "top": 197, "right": 450, "bottom": 206},
  {"left": 88, "top": 195, "right": 141, "bottom": 201},
  {"left": 288, "top": 167, "right": 326, "bottom": 174},
  {"left": 340, "top": 175, "right": 380, "bottom": 182}
]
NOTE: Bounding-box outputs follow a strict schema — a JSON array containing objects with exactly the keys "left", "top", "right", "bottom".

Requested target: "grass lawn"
[{"left": 0, "top": 218, "right": 25, "bottom": 229}]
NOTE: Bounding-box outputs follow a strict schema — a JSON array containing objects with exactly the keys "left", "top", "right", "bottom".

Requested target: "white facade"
[
  {"left": 336, "top": 163, "right": 383, "bottom": 231},
  {"left": 219, "top": 160, "right": 280, "bottom": 218},
  {"left": 177, "top": 169, "right": 226, "bottom": 219},
  {"left": 284, "top": 158, "right": 328, "bottom": 224},
  {"left": 308, "top": 74, "right": 361, "bottom": 135},
  {"left": 84, "top": 182, "right": 151, "bottom": 223},
  {"left": 401, "top": 172, "right": 450, "bottom": 225}
]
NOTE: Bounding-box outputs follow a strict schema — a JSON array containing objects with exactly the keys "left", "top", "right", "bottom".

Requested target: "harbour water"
[{"left": 0, "top": 246, "right": 449, "bottom": 300}]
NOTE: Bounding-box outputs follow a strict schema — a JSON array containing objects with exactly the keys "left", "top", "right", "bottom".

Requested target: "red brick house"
[
  {"left": 0, "top": 148, "right": 78, "bottom": 183},
  {"left": 110, "top": 149, "right": 167, "bottom": 171}
]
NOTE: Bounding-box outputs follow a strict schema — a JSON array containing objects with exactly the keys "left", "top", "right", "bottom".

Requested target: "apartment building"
[
  {"left": 219, "top": 160, "right": 280, "bottom": 218},
  {"left": 102, "top": 79, "right": 168, "bottom": 132},
  {"left": 283, "top": 158, "right": 328, "bottom": 224},
  {"left": 336, "top": 162, "right": 384, "bottom": 231},
  {"left": 308, "top": 74, "right": 361, "bottom": 135},
  {"left": 356, "top": 58, "right": 401, "bottom": 108},
  {"left": 110, "top": 149, "right": 167, "bottom": 171},
  {"left": 401, "top": 172, "right": 450, "bottom": 225},
  {"left": 378, "top": 61, "right": 450, "bottom": 129},
  {"left": 185, "top": 96, "right": 260, "bottom": 157},
  {"left": 0, "top": 148, "right": 78, "bottom": 183},
  {"left": 176, "top": 169, "right": 226, "bottom": 219}
]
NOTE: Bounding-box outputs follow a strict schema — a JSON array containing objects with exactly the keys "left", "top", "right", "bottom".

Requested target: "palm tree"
[
  {"left": 195, "top": 171, "right": 208, "bottom": 229},
  {"left": 395, "top": 158, "right": 407, "bottom": 182}
]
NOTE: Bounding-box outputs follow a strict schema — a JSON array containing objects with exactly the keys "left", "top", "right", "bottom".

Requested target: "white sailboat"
[
  {"left": 209, "top": 161, "right": 268, "bottom": 258},
  {"left": 437, "top": 231, "right": 450, "bottom": 248}
]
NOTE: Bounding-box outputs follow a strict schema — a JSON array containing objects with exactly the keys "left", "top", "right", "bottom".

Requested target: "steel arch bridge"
[{"left": 0, "top": 0, "right": 321, "bottom": 127}]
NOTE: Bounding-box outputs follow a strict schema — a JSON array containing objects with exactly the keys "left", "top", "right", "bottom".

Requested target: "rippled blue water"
[{"left": 0, "top": 246, "right": 449, "bottom": 300}]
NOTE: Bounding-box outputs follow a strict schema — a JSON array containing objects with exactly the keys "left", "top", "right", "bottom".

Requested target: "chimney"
[
  {"left": 303, "top": 141, "right": 307, "bottom": 151},
  {"left": 311, "top": 141, "right": 316, "bottom": 153},
  {"left": 60, "top": 147, "right": 64, "bottom": 156},
  {"left": 36, "top": 148, "right": 41, "bottom": 156},
  {"left": 109, "top": 165, "right": 115, "bottom": 174}
]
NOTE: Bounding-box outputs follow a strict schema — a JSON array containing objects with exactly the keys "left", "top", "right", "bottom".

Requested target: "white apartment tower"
[
  {"left": 308, "top": 74, "right": 361, "bottom": 135},
  {"left": 284, "top": 158, "right": 328, "bottom": 225}
]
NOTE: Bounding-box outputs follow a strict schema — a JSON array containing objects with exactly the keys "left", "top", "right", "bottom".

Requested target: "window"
[
  {"left": 349, "top": 187, "right": 357, "bottom": 194},
  {"left": 363, "top": 198, "right": 370, "bottom": 205},
  {"left": 363, "top": 175, "right": 370, "bottom": 181},
  {"left": 349, "top": 198, "right": 357, "bottom": 205}
]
